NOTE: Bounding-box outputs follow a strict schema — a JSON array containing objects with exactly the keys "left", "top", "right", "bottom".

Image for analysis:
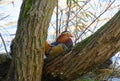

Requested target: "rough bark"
[
  {"left": 43, "top": 10, "right": 120, "bottom": 81},
  {"left": 6, "top": 0, "right": 57, "bottom": 81},
  {"left": 0, "top": 2, "right": 119, "bottom": 81}
]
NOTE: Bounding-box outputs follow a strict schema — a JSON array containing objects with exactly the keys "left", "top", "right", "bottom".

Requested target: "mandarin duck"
[
  {"left": 45, "top": 31, "right": 73, "bottom": 57},
  {"left": 51, "top": 31, "right": 73, "bottom": 49},
  {"left": 45, "top": 41, "right": 68, "bottom": 57}
]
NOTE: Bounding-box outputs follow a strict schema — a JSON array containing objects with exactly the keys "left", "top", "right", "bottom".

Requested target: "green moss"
[
  {"left": 75, "top": 77, "right": 98, "bottom": 81},
  {"left": 94, "top": 10, "right": 120, "bottom": 35},
  {"left": 22, "top": 0, "right": 33, "bottom": 18},
  {"left": 74, "top": 35, "right": 93, "bottom": 52},
  {"left": 74, "top": 17, "right": 110, "bottom": 52}
]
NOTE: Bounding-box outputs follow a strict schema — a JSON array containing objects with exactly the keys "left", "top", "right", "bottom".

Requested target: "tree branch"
[{"left": 43, "top": 10, "right": 120, "bottom": 81}]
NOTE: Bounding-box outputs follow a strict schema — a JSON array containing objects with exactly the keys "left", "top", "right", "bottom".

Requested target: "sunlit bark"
[{"left": 7, "top": 0, "right": 57, "bottom": 81}]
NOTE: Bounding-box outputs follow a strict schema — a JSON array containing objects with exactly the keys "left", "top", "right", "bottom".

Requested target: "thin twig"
[
  {"left": 56, "top": 0, "right": 59, "bottom": 38},
  {"left": 65, "top": 0, "right": 72, "bottom": 31},
  {"left": 0, "top": 33, "right": 12, "bottom": 59},
  {"left": 74, "top": 0, "right": 116, "bottom": 43},
  {"left": 0, "top": 15, "right": 9, "bottom": 21}
]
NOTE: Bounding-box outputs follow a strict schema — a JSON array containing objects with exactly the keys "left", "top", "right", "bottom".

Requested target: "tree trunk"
[
  {"left": 0, "top": 2, "right": 120, "bottom": 81},
  {"left": 6, "top": 0, "right": 57, "bottom": 81},
  {"left": 43, "top": 10, "right": 120, "bottom": 81}
]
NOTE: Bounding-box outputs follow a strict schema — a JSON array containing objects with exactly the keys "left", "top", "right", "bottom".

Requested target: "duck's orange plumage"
[
  {"left": 45, "top": 41, "right": 51, "bottom": 55},
  {"left": 45, "top": 41, "right": 67, "bottom": 57},
  {"left": 54, "top": 31, "right": 73, "bottom": 48},
  {"left": 45, "top": 31, "right": 73, "bottom": 57}
]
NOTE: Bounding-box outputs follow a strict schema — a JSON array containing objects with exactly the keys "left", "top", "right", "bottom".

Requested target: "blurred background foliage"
[
  {"left": 0, "top": 0, "right": 119, "bottom": 52},
  {"left": 48, "top": 0, "right": 119, "bottom": 44}
]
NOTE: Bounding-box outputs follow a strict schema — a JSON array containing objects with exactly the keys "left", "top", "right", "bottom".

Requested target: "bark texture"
[
  {"left": 0, "top": 1, "right": 119, "bottom": 81},
  {"left": 7, "top": 0, "right": 57, "bottom": 81},
  {"left": 43, "top": 10, "right": 120, "bottom": 81}
]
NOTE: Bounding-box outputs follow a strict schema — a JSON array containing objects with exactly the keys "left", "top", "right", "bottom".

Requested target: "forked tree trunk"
[
  {"left": 0, "top": 1, "right": 120, "bottom": 81},
  {"left": 6, "top": 0, "right": 57, "bottom": 81},
  {"left": 43, "top": 10, "right": 120, "bottom": 81}
]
